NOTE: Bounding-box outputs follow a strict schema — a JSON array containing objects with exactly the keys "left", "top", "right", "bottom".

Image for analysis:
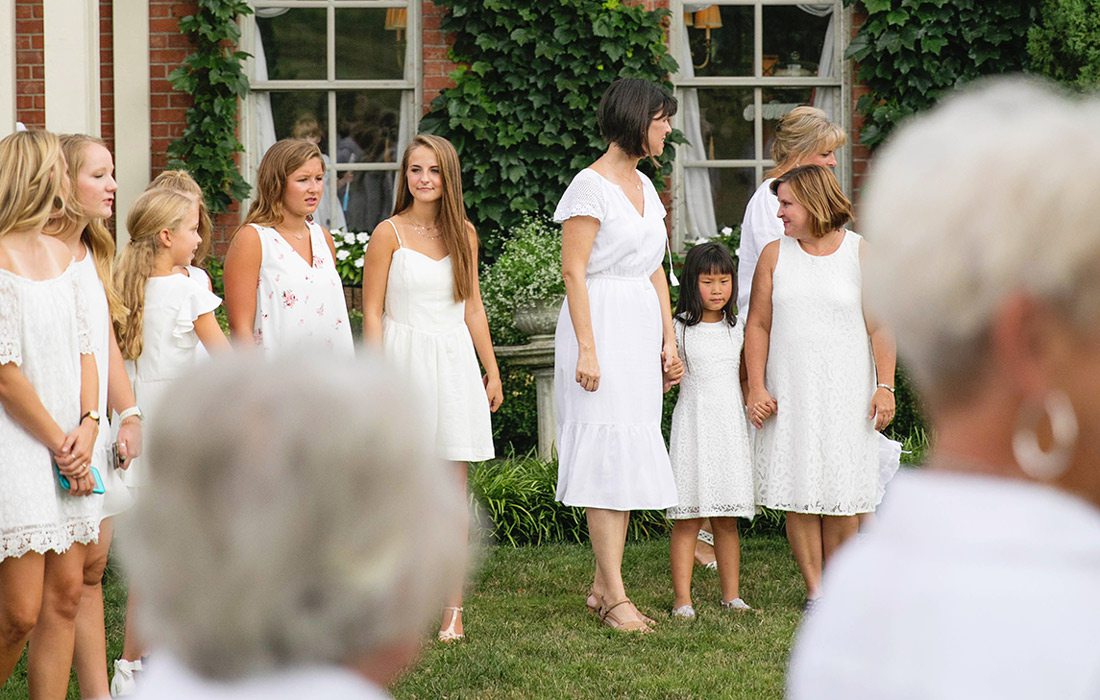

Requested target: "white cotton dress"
[
  {"left": 73, "top": 249, "right": 132, "bottom": 518},
  {"left": 735, "top": 179, "right": 780, "bottom": 320},
  {"left": 0, "top": 265, "right": 102, "bottom": 559},
  {"left": 251, "top": 221, "right": 354, "bottom": 355},
  {"left": 380, "top": 220, "right": 494, "bottom": 463},
  {"left": 123, "top": 274, "right": 221, "bottom": 487},
  {"left": 553, "top": 168, "right": 677, "bottom": 511},
  {"left": 667, "top": 318, "right": 755, "bottom": 520},
  {"left": 754, "top": 231, "right": 879, "bottom": 515}
]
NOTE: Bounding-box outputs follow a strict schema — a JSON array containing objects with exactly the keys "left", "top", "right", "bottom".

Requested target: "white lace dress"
[
  {"left": 0, "top": 265, "right": 102, "bottom": 559},
  {"left": 74, "top": 249, "right": 132, "bottom": 518},
  {"left": 668, "top": 318, "right": 755, "bottom": 520},
  {"left": 251, "top": 221, "right": 354, "bottom": 356},
  {"left": 553, "top": 168, "right": 677, "bottom": 511},
  {"left": 754, "top": 231, "right": 879, "bottom": 515}
]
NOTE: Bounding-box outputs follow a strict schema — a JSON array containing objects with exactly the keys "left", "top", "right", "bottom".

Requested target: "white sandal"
[{"left": 438, "top": 606, "right": 464, "bottom": 642}]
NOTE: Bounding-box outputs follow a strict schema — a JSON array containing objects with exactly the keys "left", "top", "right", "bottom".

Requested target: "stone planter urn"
[{"left": 512, "top": 295, "right": 563, "bottom": 340}]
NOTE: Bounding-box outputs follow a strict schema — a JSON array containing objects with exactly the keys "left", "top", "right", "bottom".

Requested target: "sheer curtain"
[
  {"left": 677, "top": 7, "right": 717, "bottom": 241},
  {"left": 798, "top": 4, "right": 837, "bottom": 119}
]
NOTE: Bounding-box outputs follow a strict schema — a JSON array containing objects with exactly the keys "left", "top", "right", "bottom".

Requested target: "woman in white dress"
[
  {"left": 744, "top": 165, "right": 895, "bottom": 607},
  {"left": 47, "top": 134, "right": 144, "bottom": 699},
  {"left": 362, "top": 134, "right": 501, "bottom": 642},
  {"left": 224, "top": 139, "right": 353, "bottom": 355},
  {"left": 0, "top": 130, "right": 102, "bottom": 693},
  {"left": 555, "top": 78, "right": 683, "bottom": 633}
]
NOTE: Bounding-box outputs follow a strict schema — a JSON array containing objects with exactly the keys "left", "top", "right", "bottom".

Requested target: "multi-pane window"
[
  {"left": 671, "top": 1, "right": 846, "bottom": 246},
  {"left": 245, "top": 1, "right": 419, "bottom": 233}
]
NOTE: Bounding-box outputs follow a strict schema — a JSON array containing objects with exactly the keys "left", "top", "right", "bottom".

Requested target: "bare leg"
[
  {"left": 587, "top": 508, "right": 645, "bottom": 627},
  {"left": 438, "top": 462, "right": 468, "bottom": 638},
  {"left": 118, "top": 588, "right": 143, "bottom": 663},
  {"left": 0, "top": 553, "right": 46, "bottom": 684},
  {"left": 785, "top": 512, "right": 824, "bottom": 600},
  {"left": 821, "top": 514, "right": 860, "bottom": 565},
  {"left": 711, "top": 517, "right": 742, "bottom": 603},
  {"left": 670, "top": 519, "right": 702, "bottom": 609},
  {"left": 74, "top": 517, "right": 114, "bottom": 699},
  {"left": 28, "top": 543, "right": 88, "bottom": 700}
]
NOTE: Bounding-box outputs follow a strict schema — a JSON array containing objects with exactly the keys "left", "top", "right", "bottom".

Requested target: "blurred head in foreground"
[
  {"left": 120, "top": 351, "right": 467, "bottom": 691},
  {"left": 862, "top": 76, "right": 1100, "bottom": 501}
]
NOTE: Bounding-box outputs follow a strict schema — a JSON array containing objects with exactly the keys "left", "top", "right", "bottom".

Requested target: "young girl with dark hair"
[{"left": 667, "top": 243, "right": 755, "bottom": 619}]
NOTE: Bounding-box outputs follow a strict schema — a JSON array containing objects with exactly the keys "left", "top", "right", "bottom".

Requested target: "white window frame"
[
  {"left": 669, "top": 0, "right": 850, "bottom": 250},
  {"left": 240, "top": 0, "right": 422, "bottom": 222}
]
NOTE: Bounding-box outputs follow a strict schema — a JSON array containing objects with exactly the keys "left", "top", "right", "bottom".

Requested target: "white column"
[
  {"left": 0, "top": 1, "right": 16, "bottom": 135},
  {"left": 43, "top": 0, "right": 100, "bottom": 135},
  {"left": 111, "top": 1, "right": 150, "bottom": 248}
]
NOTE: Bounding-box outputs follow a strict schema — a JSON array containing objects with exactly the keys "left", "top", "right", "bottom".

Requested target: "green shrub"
[
  {"left": 481, "top": 214, "right": 564, "bottom": 346},
  {"left": 420, "top": 0, "right": 682, "bottom": 258},
  {"left": 1028, "top": 0, "right": 1100, "bottom": 89},
  {"left": 491, "top": 364, "right": 538, "bottom": 454}
]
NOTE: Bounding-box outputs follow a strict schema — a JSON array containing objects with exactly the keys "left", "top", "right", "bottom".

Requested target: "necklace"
[
  {"left": 277, "top": 225, "right": 308, "bottom": 241},
  {"left": 409, "top": 219, "right": 442, "bottom": 240}
]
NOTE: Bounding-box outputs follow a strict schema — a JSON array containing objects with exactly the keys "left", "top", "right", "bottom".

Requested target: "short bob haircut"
[
  {"left": 771, "top": 165, "right": 852, "bottom": 238},
  {"left": 118, "top": 352, "right": 469, "bottom": 680},
  {"left": 598, "top": 78, "right": 678, "bottom": 158}
]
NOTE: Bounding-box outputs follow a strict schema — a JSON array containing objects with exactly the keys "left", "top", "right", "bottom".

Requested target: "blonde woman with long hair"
[
  {"left": 0, "top": 130, "right": 102, "bottom": 697},
  {"left": 149, "top": 169, "right": 215, "bottom": 292},
  {"left": 44, "top": 134, "right": 144, "bottom": 699},
  {"left": 223, "top": 139, "right": 353, "bottom": 354},
  {"left": 362, "top": 133, "right": 502, "bottom": 641}
]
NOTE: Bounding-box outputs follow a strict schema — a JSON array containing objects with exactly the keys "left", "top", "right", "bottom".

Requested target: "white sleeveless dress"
[
  {"left": 380, "top": 220, "right": 494, "bottom": 462},
  {"left": 754, "top": 231, "right": 879, "bottom": 515},
  {"left": 0, "top": 264, "right": 102, "bottom": 559},
  {"left": 251, "top": 221, "right": 354, "bottom": 355},
  {"left": 553, "top": 168, "right": 677, "bottom": 511},
  {"left": 73, "top": 249, "right": 132, "bottom": 518}
]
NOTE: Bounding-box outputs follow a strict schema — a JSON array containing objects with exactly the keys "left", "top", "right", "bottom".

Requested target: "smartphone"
[
  {"left": 53, "top": 461, "right": 106, "bottom": 495},
  {"left": 111, "top": 442, "right": 124, "bottom": 470}
]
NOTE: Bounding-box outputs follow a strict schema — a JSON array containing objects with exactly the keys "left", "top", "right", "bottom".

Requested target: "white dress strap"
[{"left": 386, "top": 219, "right": 403, "bottom": 248}]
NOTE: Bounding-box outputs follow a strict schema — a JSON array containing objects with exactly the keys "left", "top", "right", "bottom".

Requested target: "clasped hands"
[
  {"left": 51, "top": 418, "right": 99, "bottom": 496},
  {"left": 746, "top": 388, "right": 778, "bottom": 429}
]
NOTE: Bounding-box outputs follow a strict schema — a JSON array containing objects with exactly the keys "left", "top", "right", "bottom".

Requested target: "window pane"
[
  {"left": 335, "top": 90, "right": 403, "bottom": 165},
  {"left": 686, "top": 167, "right": 757, "bottom": 233},
  {"left": 692, "top": 87, "right": 754, "bottom": 161},
  {"left": 759, "top": 87, "right": 841, "bottom": 157},
  {"left": 268, "top": 91, "right": 329, "bottom": 146},
  {"left": 336, "top": 166, "right": 397, "bottom": 233},
  {"left": 335, "top": 8, "right": 407, "bottom": 80},
  {"left": 762, "top": 5, "right": 834, "bottom": 78},
  {"left": 684, "top": 5, "right": 753, "bottom": 77},
  {"left": 257, "top": 9, "right": 327, "bottom": 81}
]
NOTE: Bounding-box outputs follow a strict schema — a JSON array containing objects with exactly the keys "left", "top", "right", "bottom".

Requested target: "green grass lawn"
[{"left": 2, "top": 537, "right": 804, "bottom": 700}]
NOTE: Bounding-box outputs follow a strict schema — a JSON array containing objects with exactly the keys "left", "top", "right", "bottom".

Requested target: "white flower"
[
  {"left": 343, "top": 233, "right": 357, "bottom": 245},
  {"left": 336, "top": 249, "right": 350, "bottom": 261},
  {"left": 721, "top": 226, "right": 733, "bottom": 235},
  {"left": 356, "top": 232, "right": 370, "bottom": 244},
  {"left": 353, "top": 257, "right": 364, "bottom": 268}
]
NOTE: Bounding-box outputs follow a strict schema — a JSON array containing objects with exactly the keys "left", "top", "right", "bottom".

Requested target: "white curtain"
[
  {"left": 798, "top": 4, "right": 837, "bottom": 120},
  {"left": 249, "top": 8, "right": 282, "bottom": 160},
  {"left": 676, "top": 11, "right": 718, "bottom": 241}
]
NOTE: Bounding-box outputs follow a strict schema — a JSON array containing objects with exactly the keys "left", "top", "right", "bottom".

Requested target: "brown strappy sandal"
[{"left": 600, "top": 599, "right": 651, "bottom": 633}]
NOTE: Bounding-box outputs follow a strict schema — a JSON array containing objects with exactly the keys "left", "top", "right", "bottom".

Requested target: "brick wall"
[
  {"left": 148, "top": 1, "right": 193, "bottom": 174},
  {"left": 421, "top": 1, "right": 456, "bottom": 112},
  {"left": 15, "top": 0, "right": 44, "bottom": 128},
  {"left": 99, "top": 0, "right": 114, "bottom": 154},
  {"left": 848, "top": 7, "right": 870, "bottom": 201}
]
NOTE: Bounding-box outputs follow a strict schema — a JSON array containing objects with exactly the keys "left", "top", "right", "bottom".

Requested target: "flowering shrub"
[
  {"left": 331, "top": 229, "right": 370, "bottom": 286},
  {"left": 481, "top": 215, "right": 564, "bottom": 346}
]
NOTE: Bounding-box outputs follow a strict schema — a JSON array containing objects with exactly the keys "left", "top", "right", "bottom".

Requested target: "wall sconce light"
[
  {"left": 385, "top": 8, "right": 407, "bottom": 43},
  {"left": 691, "top": 6, "right": 722, "bottom": 70}
]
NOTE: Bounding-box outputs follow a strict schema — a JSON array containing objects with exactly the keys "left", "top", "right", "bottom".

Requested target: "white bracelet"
[
  {"left": 876, "top": 383, "right": 895, "bottom": 394},
  {"left": 118, "top": 406, "right": 143, "bottom": 422}
]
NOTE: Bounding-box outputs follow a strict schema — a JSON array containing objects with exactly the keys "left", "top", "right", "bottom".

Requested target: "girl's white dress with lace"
[
  {"left": 0, "top": 265, "right": 102, "bottom": 559},
  {"left": 754, "top": 231, "right": 879, "bottom": 515},
  {"left": 668, "top": 318, "right": 755, "bottom": 519}
]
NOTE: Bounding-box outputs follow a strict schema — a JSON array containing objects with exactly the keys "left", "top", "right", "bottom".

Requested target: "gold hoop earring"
[{"left": 1012, "top": 390, "right": 1078, "bottom": 480}]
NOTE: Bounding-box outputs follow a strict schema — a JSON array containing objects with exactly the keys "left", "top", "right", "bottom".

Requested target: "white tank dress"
[
  {"left": 754, "top": 231, "right": 879, "bottom": 515},
  {"left": 0, "top": 264, "right": 102, "bottom": 559},
  {"left": 73, "top": 248, "right": 133, "bottom": 518},
  {"left": 251, "top": 221, "right": 354, "bottom": 355},
  {"left": 380, "top": 220, "right": 494, "bottom": 462},
  {"left": 553, "top": 168, "right": 677, "bottom": 511},
  {"left": 668, "top": 318, "right": 755, "bottom": 520}
]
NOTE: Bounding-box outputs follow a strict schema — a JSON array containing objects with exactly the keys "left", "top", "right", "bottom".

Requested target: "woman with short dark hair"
[{"left": 553, "top": 78, "right": 683, "bottom": 632}]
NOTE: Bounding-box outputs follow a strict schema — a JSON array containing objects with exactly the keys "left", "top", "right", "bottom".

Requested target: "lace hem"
[
  {"left": 667, "top": 504, "right": 757, "bottom": 520},
  {"left": 1, "top": 518, "right": 100, "bottom": 560},
  {"left": 757, "top": 499, "right": 876, "bottom": 516}
]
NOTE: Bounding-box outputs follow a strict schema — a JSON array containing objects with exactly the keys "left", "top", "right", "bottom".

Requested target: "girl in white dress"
[
  {"left": 224, "top": 139, "right": 353, "bottom": 355},
  {"left": 48, "top": 134, "right": 145, "bottom": 698},
  {"left": 555, "top": 79, "right": 683, "bottom": 633},
  {"left": 667, "top": 243, "right": 755, "bottom": 619},
  {"left": 112, "top": 187, "right": 230, "bottom": 688},
  {"left": 150, "top": 170, "right": 215, "bottom": 293},
  {"left": 0, "top": 130, "right": 102, "bottom": 692},
  {"left": 744, "top": 165, "right": 896, "bottom": 607},
  {"left": 362, "top": 134, "right": 502, "bottom": 642}
]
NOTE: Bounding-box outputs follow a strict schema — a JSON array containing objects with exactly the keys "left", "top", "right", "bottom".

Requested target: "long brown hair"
[
  {"left": 392, "top": 134, "right": 475, "bottom": 301},
  {"left": 114, "top": 188, "right": 197, "bottom": 360},
  {"left": 239, "top": 139, "right": 324, "bottom": 230},
  {"left": 150, "top": 169, "right": 213, "bottom": 267},
  {"left": 45, "top": 134, "right": 123, "bottom": 319},
  {"left": 0, "top": 130, "right": 66, "bottom": 238}
]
